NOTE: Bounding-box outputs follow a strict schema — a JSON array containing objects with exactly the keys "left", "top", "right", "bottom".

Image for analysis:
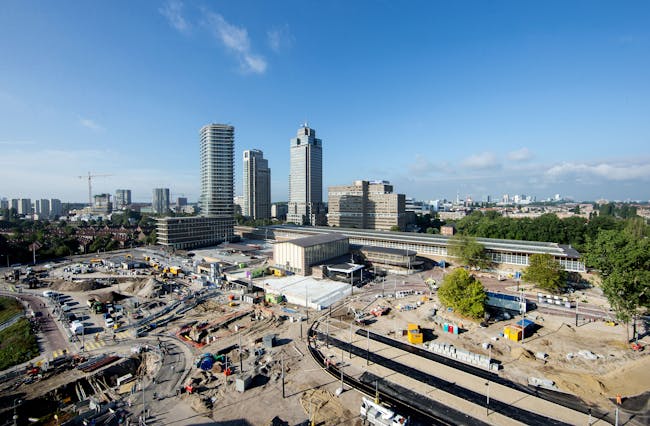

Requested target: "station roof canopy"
[
  {"left": 354, "top": 244, "right": 417, "bottom": 257},
  {"left": 219, "top": 243, "right": 258, "bottom": 252},
  {"left": 327, "top": 263, "right": 365, "bottom": 274},
  {"left": 268, "top": 225, "right": 581, "bottom": 259}
]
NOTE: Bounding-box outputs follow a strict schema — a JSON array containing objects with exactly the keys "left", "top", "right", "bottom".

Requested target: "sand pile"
[
  {"left": 510, "top": 346, "right": 536, "bottom": 360},
  {"left": 51, "top": 280, "right": 107, "bottom": 292},
  {"left": 135, "top": 278, "right": 158, "bottom": 299},
  {"left": 299, "top": 389, "right": 348, "bottom": 426},
  {"left": 119, "top": 279, "right": 149, "bottom": 295}
]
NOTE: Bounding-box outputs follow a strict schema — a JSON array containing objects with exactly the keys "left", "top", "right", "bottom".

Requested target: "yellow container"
[
  {"left": 504, "top": 325, "right": 522, "bottom": 341},
  {"left": 407, "top": 324, "right": 423, "bottom": 344}
]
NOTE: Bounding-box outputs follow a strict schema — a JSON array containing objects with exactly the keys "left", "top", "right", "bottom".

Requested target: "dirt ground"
[
  {"left": 351, "top": 290, "right": 649, "bottom": 411},
  {"left": 165, "top": 299, "right": 359, "bottom": 425},
  {"left": 31, "top": 262, "right": 649, "bottom": 423}
]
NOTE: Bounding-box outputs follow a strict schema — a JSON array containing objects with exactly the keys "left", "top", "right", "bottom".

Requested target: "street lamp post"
[
  {"left": 13, "top": 398, "right": 21, "bottom": 426},
  {"left": 485, "top": 381, "right": 490, "bottom": 416}
]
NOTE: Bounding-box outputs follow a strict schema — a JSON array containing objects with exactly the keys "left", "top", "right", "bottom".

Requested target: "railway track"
[
  {"left": 354, "top": 328, "right": 603, "bottom": 418},
  {"left": 307, "top": 318, "right": 488, "bottom": 426}
]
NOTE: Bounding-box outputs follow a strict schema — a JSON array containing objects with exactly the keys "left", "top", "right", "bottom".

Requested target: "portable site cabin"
[{"left": 407, "top": 323, "right": 423, "bottom": 344}]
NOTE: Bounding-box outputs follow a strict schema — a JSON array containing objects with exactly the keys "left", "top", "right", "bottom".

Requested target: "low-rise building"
[
  {"left": 156, "top": 216, "right": 235, "bottom": 250},
  {"left": 273, "top": 233, "right": 349, "bottom": 276}
]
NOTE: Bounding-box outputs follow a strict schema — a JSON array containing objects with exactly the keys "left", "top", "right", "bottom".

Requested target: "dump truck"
[{"left": 360, "top": 397, "right": 408, "bottom": 425}]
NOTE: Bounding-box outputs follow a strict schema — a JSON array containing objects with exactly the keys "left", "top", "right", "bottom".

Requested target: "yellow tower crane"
[{"left": 77, "top": 172, "right": 112, "bottom": 208}]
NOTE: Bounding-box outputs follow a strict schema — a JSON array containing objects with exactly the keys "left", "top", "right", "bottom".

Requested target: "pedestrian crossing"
[
  {"left": 51, "top": 348, "right": 70, "bottom": 358},
  {"left": 83, "top": 339, "right": 106, "bottom": 351},
  {"left": 114, "top": 330, "right": 132, "bottom": 340}
]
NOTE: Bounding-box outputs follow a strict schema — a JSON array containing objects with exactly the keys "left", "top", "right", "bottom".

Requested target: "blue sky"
[{"left": 1, "top": 1, "right": 649, "bottom": 204}]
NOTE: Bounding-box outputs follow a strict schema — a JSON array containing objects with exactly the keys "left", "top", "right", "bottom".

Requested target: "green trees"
[
  {"left": 522, "top": 253, "right": 566, "bottom": 293},
  {"left": 447, "top": 234, "right": 491, "bottom": 270},
  {"left": 584, "top": 229, "right": 650, "bottom": 341},
  {"left": 438, "top": 268, "right": 487, "bottom": 319}
]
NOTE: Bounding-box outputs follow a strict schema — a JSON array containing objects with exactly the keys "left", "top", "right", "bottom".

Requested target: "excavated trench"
[{"left": 1, "top": 357, "right": 142, "bottom": 425}]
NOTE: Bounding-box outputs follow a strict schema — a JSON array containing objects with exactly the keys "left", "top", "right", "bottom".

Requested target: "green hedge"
[
  {"left": 0, "top": 318, "right": 40, "bottom": 370},
  {"left": 0, "top": 296, "right": 23, "bottom": 324}
]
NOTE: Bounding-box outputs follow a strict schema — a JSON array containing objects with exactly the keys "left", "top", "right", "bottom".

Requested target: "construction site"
[{"left": 0, "top": 245, "right": 648, "bottom": 425}]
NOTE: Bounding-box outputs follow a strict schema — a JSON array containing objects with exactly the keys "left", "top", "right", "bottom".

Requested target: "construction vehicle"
[
  {"left": 90, "top": 300, "right": 106, "bottom": 314},
  {"left": 360, "top": 397, "right": 408, "bottom": 425},
  {"left": 370, "top": 306, "right": 389, "bottom": 317},
  {"left": 348, "top": 306, "right": 370, "bottom": 325}
]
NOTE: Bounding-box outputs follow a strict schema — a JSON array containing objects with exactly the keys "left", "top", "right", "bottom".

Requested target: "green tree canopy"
[
  {"left": 584, "top": 229, "right": 650, "bottom": 335},
  {"left": 447, "top": 234, "right": 491, "bottom": 270},
  {"left": 437, "top": 268, "right": 487, "bottom": 319},
  {"left": 522, "top": 253, "right": 566, "bottom": 293}
]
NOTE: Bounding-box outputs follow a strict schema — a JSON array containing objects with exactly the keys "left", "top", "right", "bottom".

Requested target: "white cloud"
[
  {"left": 408, "top": 154, "right": 434, "bottom": 174},
  {"left": 545, "top": 161, "right": 650, "bottom": 182},
  {"left": 507, "top": 147, "right": 533, "bottom": 162},
  {"left": 203, "top": 11, "right": 267, "bottom": 74},
  {"left": 461, "top": 152, "right": 500, "bottom": 169},
  {"left": 160, "top": 0, "right": 190, "bottom": 33},
  {"left": 267, "top": 24, "right": 294, "bottom": 53},
  {"left": 79, "top": 118, "right": 103, "bottom": 132}
]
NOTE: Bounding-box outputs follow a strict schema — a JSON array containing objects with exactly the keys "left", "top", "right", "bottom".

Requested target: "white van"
[{"left": 70, "top": 321, "right": 84, "bottom": 335}]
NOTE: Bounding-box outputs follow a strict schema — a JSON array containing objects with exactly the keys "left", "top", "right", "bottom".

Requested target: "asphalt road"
[{"left": 0, "top": 290, "right": 70, "bottom": 359}]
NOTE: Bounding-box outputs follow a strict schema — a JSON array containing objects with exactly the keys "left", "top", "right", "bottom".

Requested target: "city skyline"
[{"left": 1, "top": 1, "right": 649, "bottom": 203}]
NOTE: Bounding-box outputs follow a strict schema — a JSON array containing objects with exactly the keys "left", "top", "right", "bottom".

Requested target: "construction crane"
[{"left": 77, "top": 172, "right": 112, "bottom": 208}]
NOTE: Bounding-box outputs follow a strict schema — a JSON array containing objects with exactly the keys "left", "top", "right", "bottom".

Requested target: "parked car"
[{"left": 105, "top": 317, "right": 115, "bottom": 328}]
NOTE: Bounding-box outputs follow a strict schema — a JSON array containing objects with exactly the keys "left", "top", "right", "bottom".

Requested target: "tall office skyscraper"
[
  {"left": 115, "top": 189, "right": 132, "bottom": 209},
  {"left": 152, "top": 188, "right": 170, "bottom": 214},
  {"left": 287, "top": 124, "right": 325, "bottom": 226},
  {"left": 200, "top": 124, "right": 234, "bottom": 218},
  {"left": 243, "top": 149, "right": 271, "bottom": 220}
]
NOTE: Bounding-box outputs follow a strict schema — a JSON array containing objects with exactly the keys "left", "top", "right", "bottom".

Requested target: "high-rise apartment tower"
[
  {"left": 243, "top": 149, "right": 271, "bottom": 220},
  {"left": 287, "top": 124, "right": 325, "bottom": 226},
  {"left": 200, "top": 124, "right": 234, "bottom": 218},
  {"left": 152, "top": 188, "right": 170, "bottom": 214},
  {"left": 115, "top": 189, "right": 132, "bottom": 210}
]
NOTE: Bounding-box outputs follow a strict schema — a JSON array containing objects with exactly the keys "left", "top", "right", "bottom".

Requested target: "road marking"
[
  {"left": 114, "top": 331, "right": 131, "bottom": 340},
  {"left": 84, "top": 340, "right": 106, "bottom": 351},
  {"left": 52, "top": 349, "right": 69, "bottom": 358}
]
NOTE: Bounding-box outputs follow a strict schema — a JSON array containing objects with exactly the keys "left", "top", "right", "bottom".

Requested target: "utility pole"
[
  {"left": 281, "top": 356, "right": 285, "bottom": 398},
  {"left": 326, "top": 317, "right": 330, "bottom": 348},
  {"left": 349, "top": 323, "right": 353, "bottom": 359},
  {"left": 239, "top": 333, "right": 243, "bottom": 373},
  {"left": 141, "top": 379, "right": 146, "bottom": 425},
  {"left": 485, "top": 381, "right": 490, "bottom": 416},
  {"left": 366, "top": 329, "right": 370, "bottom": 366}
]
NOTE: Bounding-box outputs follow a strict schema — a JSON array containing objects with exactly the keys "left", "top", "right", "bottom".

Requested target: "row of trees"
[
  {"left": 0, "top": 213, "right": 158, "bottom": 265},
  {"left": 451, "top": 210, "right": 636, "bottom": 249}
]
